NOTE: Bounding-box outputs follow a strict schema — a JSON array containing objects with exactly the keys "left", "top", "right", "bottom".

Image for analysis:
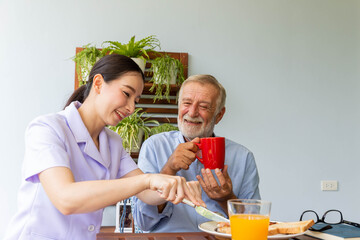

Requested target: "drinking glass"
[{"left": 227, "top": 199, "right": 272, "bottom": 240}]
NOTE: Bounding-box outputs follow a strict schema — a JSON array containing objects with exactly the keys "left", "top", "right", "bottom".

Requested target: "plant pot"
[
  {"left": 169, "top": 63, "right": 178, "bottom": 84},
  {"left": 80, "top": 62, "right": 93, "bottom": 84},
  {"left": 153, "top": 62, "right": 178, "bottom": 85},
  {"left": 80, "top": 57, "right": 102, "bottom": 85},
  {"left": 130, "top": 129, "right": 144, "bottom": 153},
  {"left": 131, "top": 58, "right": 146, "bottom": 73}
]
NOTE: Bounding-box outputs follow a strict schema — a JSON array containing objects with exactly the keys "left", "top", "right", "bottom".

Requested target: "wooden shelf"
[
  {"left": 138, "top": 98, "right": 177, "bottom": 105},
  {"left": 142, "top": 82, "right": 180, "bottom": 96},
  {"left": 99, "top": 226, "right": 115, "bottom": 233},
  {"left": 130, "top": 152, "right": 139, "bottom": 159}
]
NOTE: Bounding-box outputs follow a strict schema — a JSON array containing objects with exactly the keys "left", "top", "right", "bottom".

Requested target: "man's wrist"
[
  {"left": 160, "top": 165, "right": 177, "bottom": 175},
  {"left": 226, "top": 193, "right": 237, "bottom": 201},
  {"left": 216, "top": 192, "right": 237, "bottom": 216},
  {"left": 216, "top": 192, "right": 237, "bottom": 205}
]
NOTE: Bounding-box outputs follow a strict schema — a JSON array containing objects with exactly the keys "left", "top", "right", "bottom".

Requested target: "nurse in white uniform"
[{"left": 4, "top": 54, "right": 204, "bottom": 240}]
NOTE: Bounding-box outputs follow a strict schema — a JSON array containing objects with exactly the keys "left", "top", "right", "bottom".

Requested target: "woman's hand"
[{"left": 146, "top": 174, "right": 203, "bottom": 206}]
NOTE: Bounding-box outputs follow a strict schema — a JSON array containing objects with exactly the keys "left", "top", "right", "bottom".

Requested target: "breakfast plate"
[{"left": 198, "top": 221, "right": 308, "bottom": 240}]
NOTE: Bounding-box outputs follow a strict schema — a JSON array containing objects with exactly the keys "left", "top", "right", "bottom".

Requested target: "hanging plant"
[
  {"left": 72, "top": 44, "right": 107, "bottom": 86},
  {"left": 149, "top": 54, "right": 185, "bottom": 102}
]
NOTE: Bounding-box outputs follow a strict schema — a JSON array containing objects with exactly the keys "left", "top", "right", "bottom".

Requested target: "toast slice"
[
  {"left": 216, "top": 222, "right": 231, "bottom": 234},
  {"left": 268, "top": 219, "right": 314, "bottom": 235},
  {"left": 216, "top": 220, "right": 314, "bottom": 236}
]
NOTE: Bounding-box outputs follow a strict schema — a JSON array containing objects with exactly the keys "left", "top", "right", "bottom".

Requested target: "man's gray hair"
[{"left": 178, "top": 74, "right": 226, "bottom": 114}]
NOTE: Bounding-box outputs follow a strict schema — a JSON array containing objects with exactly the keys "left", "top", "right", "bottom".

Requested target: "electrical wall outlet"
[{"left": 321, "top": 180, "right": 338, "bottom": 191}]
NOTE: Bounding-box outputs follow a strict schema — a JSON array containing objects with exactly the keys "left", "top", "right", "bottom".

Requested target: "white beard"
[{"left": 178, "top": 114, "right": 215, "bottom": 140}]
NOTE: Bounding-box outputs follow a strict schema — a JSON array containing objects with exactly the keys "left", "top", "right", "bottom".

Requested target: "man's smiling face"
[{"left": 177, "top": 82, "right": 219, "bottom": 140}]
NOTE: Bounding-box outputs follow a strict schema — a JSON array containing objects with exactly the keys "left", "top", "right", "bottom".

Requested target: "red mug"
[{"left": 195, "top": 137, "right": 225, "bottom": 169}]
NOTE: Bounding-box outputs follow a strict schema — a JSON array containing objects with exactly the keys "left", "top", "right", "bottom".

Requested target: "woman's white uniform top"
[{"left": 5, "top": 101, "right": 138, "bottom": 240}]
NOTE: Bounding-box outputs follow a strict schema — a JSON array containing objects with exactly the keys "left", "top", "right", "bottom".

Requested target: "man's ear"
[
  {"left": 92, "top": 74, "right": 104, "bottom": 94},
  {"left": 215, "top": 107, "right": 226, "bottom": 124}
]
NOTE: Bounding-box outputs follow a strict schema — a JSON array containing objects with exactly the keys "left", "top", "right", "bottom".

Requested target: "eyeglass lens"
[
  {"left": 300, "top": 210, "right": 319, "bottom": 222},
  {"left": 322, "top": 210, "right": 342, "bottom": 224}
]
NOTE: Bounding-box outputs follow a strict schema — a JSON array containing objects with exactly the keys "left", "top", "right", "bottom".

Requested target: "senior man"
[{"left": 132, "top": 74, "right": 260, "bottom": 232}]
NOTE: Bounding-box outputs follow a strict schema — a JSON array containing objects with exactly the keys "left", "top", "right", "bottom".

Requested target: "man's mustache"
[{"left": 183, "top": 115, "right": 203, "bottom": 123}]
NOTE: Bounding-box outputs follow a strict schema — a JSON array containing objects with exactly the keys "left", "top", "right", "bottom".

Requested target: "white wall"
[{"left": 1, "top": 0, "right": 359, "bottom": 237}]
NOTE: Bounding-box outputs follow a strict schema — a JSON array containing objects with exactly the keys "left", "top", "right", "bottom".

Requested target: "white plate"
[{"left": 198, "top": 221, "right": 308, "bottom": 240}]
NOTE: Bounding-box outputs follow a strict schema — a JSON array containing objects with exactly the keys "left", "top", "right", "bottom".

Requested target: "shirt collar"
[
  {"left": 180, "top": 132, "right": 217, "bottom": 142},
  {"left": 64, "top": 101, "right": 90, "bottom": 144},
  {"left": 63, "top": 101, "right": 110, "bottom": 168}
]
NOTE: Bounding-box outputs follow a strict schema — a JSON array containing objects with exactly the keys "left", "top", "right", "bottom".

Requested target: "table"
[
  {"left": 97, "top": 232, "right": 319, "bottom": 240},
  {"left": 97, "top": 232, "right": 217, "bottom": 240}
]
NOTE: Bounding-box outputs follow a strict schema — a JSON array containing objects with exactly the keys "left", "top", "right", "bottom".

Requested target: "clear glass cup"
[{"left": 227, "top": 199, "right": 272, "bottom": 240}]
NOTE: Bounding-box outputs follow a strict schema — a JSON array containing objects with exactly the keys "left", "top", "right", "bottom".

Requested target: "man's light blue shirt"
[{"left": 132, "top": 131, "right": 260, "bottom": 232}]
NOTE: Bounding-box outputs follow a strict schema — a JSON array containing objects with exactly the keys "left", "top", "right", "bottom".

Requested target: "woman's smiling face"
[{"left": 94, "top": 72, "right": 144, "bottom": 127}]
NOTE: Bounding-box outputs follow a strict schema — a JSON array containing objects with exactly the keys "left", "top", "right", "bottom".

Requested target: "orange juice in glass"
[{"left": 228, "top": 199, "right": 271, "bottom": 240}]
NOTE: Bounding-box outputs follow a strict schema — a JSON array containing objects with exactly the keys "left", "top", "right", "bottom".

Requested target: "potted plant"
[
  {"left": 149, "top": 54, "right": 185, "bottom": 102},
  {"left": 72, "top": 44, "right": 107, "bottom": 86},
  {"left": 103, "top": 35, "right": 160, "bottom": 72},
  {"left": 150, "top": 123, "right": 179, "bottom": 136},
  {"left": 108, "top": 108, "right": 159, "bottom": 153}
]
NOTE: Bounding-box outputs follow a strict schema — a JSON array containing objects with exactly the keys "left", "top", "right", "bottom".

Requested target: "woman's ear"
[{"left": 92, "top": 74, "right": 104, "bottom": 94}]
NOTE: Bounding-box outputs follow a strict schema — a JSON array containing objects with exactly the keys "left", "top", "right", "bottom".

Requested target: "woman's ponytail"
[{"left": 63, "top": 85, "right": 87, "bottom": 109}]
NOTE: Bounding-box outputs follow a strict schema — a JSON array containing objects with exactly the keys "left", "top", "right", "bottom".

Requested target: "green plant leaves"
[
  {"left": 149, "top": 54, "right": 185, "bottom": 102},
  {"left": 72, "top": 44, "right": 107, "bottom": 86},
  {"left": 104, "top": 35, "right": 160, "bottom": 59},
  {"left": 73, "top": 35, "right": 161, "bottom": 86},
  {"left": 150, "top": 123, "right": 178, "bottom": 136},
  {"left": 108, "top": 108, "right": 159, "bottom": 153}
]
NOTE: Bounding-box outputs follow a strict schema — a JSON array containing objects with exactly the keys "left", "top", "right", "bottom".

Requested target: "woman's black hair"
[{"left": 64, "top": 54, "right": 145, "bottom": 109}]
